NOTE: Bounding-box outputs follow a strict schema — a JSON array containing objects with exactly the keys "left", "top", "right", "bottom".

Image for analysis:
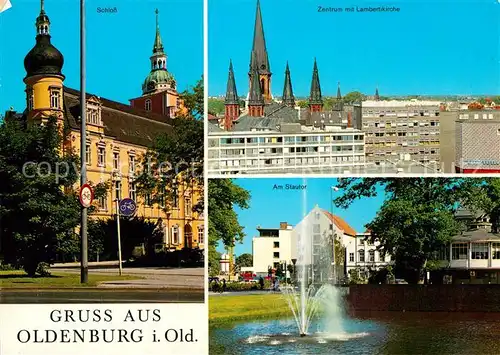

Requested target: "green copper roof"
[
  {"left": 225, "top": 60, "right": 239, "bottom": 105},
  {"left": 142, "top": 69, "right": 175, "bottom": 93},
  {"left": 282, "top": 62, "right": 295, "bottom": 106},
  {"left": 309, "top": 58, "right": 322, "bottom": 105}
]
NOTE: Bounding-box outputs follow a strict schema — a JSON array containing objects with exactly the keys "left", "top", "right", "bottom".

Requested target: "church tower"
[
  {"left": 224, "top": 60, "right": 240, "bottom": 130},
  {"left": 335, "top": 81, "right": 343, "bottom": 111},
  {"left": 248, "top": 52, "right": 265, "bottom": 117},
  {"left": 282, "top": 62, "right": 295, "bottom": 107},
  {"left": 23, "top": 0, "right": 65, "bottom": 123},
  {"left": 308, "top": 58, "right": 323, "bottom": 113},
  {"left": 248, "top": 0, "right": 272, "bottom": 102},
  {"left": 374, "top": 87, "right": 380, "bottom": 101}
]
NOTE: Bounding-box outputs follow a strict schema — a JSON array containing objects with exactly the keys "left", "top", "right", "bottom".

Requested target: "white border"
[{"left": 203, "top": 0, "right": 209, "bottom": 334}]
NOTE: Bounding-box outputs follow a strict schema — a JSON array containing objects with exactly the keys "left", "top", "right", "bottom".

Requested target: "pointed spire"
[
  {"left": 375, "top": 86, "right": 380, "bottom": 101},
  {"left": 36, "top": 0, "right": 50, "bottom": 35},
  {"left": 309, "top": 58, "right": 322, "bottom": 105},
  {"left": 337, "top": 81, "right": 342, "bottom": 99},
  {"left": 40, "top": 0, "right": 45, "bottom": 13},
  {"left": 225, "top": 60, "right": 239, "bottom": 105},
  {"left": 249, "top": 0, "right": 270, "bottom": 75},
  {"left": 282, "top": 61, "right": 295, "bottom": 107},
  {"left": 335, "top": 81, "right": 344, "bottom": 111},
  {"left": 248, "top": 51, "right": 264, "bottom": 107},
  {"left": 153, "top": 9, "right": 164, "bottom": 54}
]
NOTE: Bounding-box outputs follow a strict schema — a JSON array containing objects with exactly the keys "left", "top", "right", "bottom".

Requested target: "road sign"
[
  {"left": 119, "top": 198, "right": 137, "bottom": 217},
  {"left": 79, "top": 184, "right": 94, "bottom": 208}
]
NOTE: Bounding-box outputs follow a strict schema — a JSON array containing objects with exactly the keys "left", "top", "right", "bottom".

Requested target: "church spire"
[
  {"left": 308, "top": 58, "right": 323, "bottom": 112},
  {"left": 335, "top": 81, "right": 343, "bottom": 111},
  {"left": 36, "top": 0, "right": 50, "bottom": 35},
  {"left": 282, "top": 62, "right": 295, "bottom": 107},
  {"left": 248, "top": 51, "right": 265, "bottom": 117},
  {"left": 225, "top": 60, "right": 239, "bottom": 105},
  {"left": 153, "top": 8, "right": 164, "bottom": 54},
  {"left": 374, "top": 86, "right": 380, "bottom": 101}
]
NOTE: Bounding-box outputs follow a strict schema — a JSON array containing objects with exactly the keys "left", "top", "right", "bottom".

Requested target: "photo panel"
[{"left": 207, "top": 0, "right": 500, "bottom": 176}]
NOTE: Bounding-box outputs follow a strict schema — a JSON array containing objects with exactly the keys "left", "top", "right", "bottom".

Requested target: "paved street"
[
  {"left": 0, "top": 289, "right": 204, "bottom": 303},
  {"left": 51, "top": 263, "right": 204, "bottom": 290}
]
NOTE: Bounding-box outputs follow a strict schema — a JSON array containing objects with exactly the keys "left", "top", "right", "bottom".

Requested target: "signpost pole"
[
  {"left": 79, "top": 0, "right": 88, "bottom": 284},
  {"left": 116, "top": 199, "right": 123, "bottom": 276}
]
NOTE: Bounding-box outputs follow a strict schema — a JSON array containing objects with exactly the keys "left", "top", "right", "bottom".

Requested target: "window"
[
  {"left": 358, "top": 249, "right": 365, "bottom": 262},
  {"left": 173, "top": 186, "right": 179, "bottom": 208},
  {"left": 313, "top": 224, "right": 320, "bottom": 233},
  {"left": 85, "top": 144, "right": 91, "bottom": 165},
  {"left": 98, "top": 192, "right": 107, "bottom": 210},
  {"left": 129, "top": 182, "right": 136, "bottom": 201},
  {"left": 114, "top": 181, "right": 121, "bottom": 201},
  {"left": 452, "top": 243, "right": 468, "bottom": 260},
  {"left": 50, "top": 89, "right": 61, "bottom": 109},
  {"left": 471, "top": 243, "right": 488, "bottom": 260},
  {"left": 145, "top": 194, "right": 152, "bottom": 206},
  {"left": 274, "top": 242, "right": 280, "bottom": 248},
  {"left": 273, "top": 252, "right": 280, "bottom": 259},
  {"left": 98, "top": 147, "right": 105, "bottom": 167},
  {"left": 198, "top": 226, "right": 204, "bottom": 244},
  {"left": 129, "top": 155, "right": 135, "bottom": 173},
  {"left": 172, "top": 226, "right": 179, "bottom": 244},
  {"left": 185, "top": 197, "right": 192, "bottom": 217},
  {"left": 27, "top": 88, "right": 34, "bottom": 110},
  {"left": 492, "top": 243, "right": 500, "bottom": 259},
  {"left": 113, "top": 152, "right": 119, "bottom": 170},
  {"left": 369, "top": 250, "right": 375, "bottom": 262},
  {"left": 145, "top": 99, "right": 152, "bottom": 111},
  {"left": 349, "top": 253, "right": 354, "bottom": 262},
  {"left": 159, "top": 187, "right": 165, "bottom": 208}
]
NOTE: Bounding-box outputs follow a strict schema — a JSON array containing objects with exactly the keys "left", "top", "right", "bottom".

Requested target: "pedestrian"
[
  {"left": 259, "top": 276, "right": 264, "bottom": 290},
  {"left": 222, "top": 278, "right": 226, "bottom": 293}
]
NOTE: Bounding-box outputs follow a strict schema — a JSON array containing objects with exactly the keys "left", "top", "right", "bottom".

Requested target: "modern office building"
[
  {"left": 361, "top": 99, "right": 442, "bottom": 167},
  {"left": 455, "top": 110, "right": 500, "bottom": 173}
]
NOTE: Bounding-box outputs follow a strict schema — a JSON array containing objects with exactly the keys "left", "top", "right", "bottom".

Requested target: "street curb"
[{"left": 0, "top": 287, "right": 204, "bottom": 292}]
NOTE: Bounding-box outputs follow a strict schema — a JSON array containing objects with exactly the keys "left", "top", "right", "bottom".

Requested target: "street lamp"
[{"left": 331, "top": 186, "right": 339, "bottom": 285}]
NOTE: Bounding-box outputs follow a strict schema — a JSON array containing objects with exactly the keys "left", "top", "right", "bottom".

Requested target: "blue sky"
[
  {"left": 0, "top": 0, "right": 203, "bottom": 114},
  {"left": 217, "top": 178, "right": 386, "bottom": 256},
  {"left": 208, "top": 0, "right": 500, "bottom": 97}
]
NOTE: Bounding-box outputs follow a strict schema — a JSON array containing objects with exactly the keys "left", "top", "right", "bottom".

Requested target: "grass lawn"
[
  {"left": 209, "top": 293, "right": 293, "bottom": 324},
  {"left": 0, "top": 270, "right": 142, "bottom": 288}
]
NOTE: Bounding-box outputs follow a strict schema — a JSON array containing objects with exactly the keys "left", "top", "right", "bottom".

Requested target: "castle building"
[{"left": 6, "top": 1, "right": 203, "bottom": 252}]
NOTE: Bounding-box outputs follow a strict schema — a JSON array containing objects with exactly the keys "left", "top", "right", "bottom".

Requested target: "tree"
[
  {"left": 0, "top": 116, "right": 80, "bottom": 276},
  {"left": 334, "top": 178, "right": 472, "bottom": 284},
  {"left": 236, "top": 253, "right": 253, "bottom": 268},
  {"left": 208, "top": 179, "right": 250, "bottom": 248},
  {"left": 208, "top": 247, "right": 221, "bottom": 277},
  {"left": 179, "top": 76, "right": 204, "bottom": 119},
  {"left": 297, "top": 100, "right": 308, "bottom": 108},
  {"left": 343, "top": 91, "right": 365, "bottom": 104},
  {"left": 208, "top": 98, "right": 225, "bottom": 116}
]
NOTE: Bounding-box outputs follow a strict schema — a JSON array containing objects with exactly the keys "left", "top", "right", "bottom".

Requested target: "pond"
[{"left": 210, "top": 312, "right": 500, "bottom": 355}]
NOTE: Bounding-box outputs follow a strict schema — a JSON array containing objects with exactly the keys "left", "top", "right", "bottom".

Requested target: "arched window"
[
  {"left": 369, "top": 250, "right": 375, "bottom": 262},
  {"left": 145, "top": 99, "right": 152, "bottom": 111},
  {"left": 260, "top": 78, "right": 265, "bottom": 94}
]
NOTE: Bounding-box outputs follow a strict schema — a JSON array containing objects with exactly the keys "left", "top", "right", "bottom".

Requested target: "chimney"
[
  {"left": 279, "top": 222, "right": 288, "bottom": 230},
  {"left": 347, "top": 112, "right": 352, "bottom": 128}
]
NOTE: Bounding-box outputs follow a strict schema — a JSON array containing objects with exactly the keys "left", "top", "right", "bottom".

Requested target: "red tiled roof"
[{"left": 321, "top": 210, "right": 356, "bottom": 236}]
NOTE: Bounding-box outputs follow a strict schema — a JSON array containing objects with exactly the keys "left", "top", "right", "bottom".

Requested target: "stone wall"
[{"left": 346, "top": 284, "right": 500, "bottom": 312}]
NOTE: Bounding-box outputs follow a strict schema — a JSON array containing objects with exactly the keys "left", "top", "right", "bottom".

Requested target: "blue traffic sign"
[{"left": 119, "top": 198, "right": 137, "bottom": 217}]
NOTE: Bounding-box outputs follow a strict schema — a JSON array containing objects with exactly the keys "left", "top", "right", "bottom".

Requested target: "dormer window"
[
  {"left": 86, "top": 108, "right": 101, "bottom": 125},
  {"left": 50, "top": 88, "right": 61, "bottom": 109},
  {"left": 145, "top": 99, "right": 152, "bottom": 111}
]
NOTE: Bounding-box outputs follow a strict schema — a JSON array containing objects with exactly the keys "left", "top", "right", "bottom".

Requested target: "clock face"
[{"left": 260, "top": 64, "right": 266, "bottom": 70}]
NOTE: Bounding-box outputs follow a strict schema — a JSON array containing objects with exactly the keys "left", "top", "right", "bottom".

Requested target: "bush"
[
  {"left": 0, "top": 263, "right": 18, "bottom": 271},
  {"left": 208, "top": 281, "right": 261, "bottom": 292},
  {"left": 36, "top": 262, "right": 51, "bottom": 277}
]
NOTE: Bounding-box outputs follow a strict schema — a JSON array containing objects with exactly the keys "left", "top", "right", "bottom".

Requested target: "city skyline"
[
  {"left": 0, "top": 0, "right": 203, "bottom": 114},
  {"left": 217, "top": 178, "right": 386, "bottom": 256},
  {"left": 209, "top": 0, "right": 499, "bottom": 98}
]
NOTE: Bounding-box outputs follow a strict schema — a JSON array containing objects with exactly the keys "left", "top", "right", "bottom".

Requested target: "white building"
[
  {"left": 207, "top": 125, "right": 365, "bottom": 175},
  {"left": 344, "top": 232, "right": 393, "bottom": 279},
  {"left": 251, "top": 222, "right": 294, "bottom": 275}
]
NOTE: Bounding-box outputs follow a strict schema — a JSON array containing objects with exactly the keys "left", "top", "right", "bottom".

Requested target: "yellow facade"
[{"left": 24, "top": 75, "right": 64, "bottom": 122}]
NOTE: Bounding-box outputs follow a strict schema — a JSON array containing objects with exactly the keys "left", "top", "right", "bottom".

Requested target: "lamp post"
[{"left": 331, "top": 186, "right": 339, "bottom": 285}]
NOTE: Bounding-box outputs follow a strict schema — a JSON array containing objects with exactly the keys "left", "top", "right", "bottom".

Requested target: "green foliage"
[
  {"left": 368, "top": 266, "right": 394, "bottom": 284},
  {"left": 297, "top": 100, "right": 308, "bottom": 108},
  {"left": 208, "top": 98, "right": 225, "bottom": 116},
  {"left": 236, "top": 253, "right": 253, "bottom": 268},
  {"left": 209, "top": 280, "right": 269, "bottom": 292},
  {"left": 208, "top": 179, "right": 250, "bottom": 248},
  {"left": 348, "top": 268, "right": 367, "bottom": 285},
  {"left": 208, "top": 245, "right": 221, "bottom": 276},
  {"left": 0, "top": 116, "right": 80, "bottom": 276},
  {"left": 179, "top": 76, "right": 204, "bottom": 119},
  {"left": 343, "top": 91, "right": 365, "bottom": 104}
]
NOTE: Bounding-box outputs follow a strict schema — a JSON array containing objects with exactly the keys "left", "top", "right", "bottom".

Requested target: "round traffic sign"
[
  {"left": 119, "top": 198, "right": 137, "bottom": 217},
  {"left": 79, "top": 184, "right": 94, "bottom": 208}
]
